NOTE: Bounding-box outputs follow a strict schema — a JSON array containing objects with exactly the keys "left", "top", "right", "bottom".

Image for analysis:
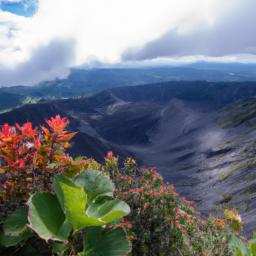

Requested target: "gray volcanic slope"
[{"left": 1, "top": 81, "right": 256, "bottom": 234}]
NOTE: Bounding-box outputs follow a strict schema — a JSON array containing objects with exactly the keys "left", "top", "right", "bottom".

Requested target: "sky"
[{"left": 0, "top": 0, "right": 255, "bottom": 86}]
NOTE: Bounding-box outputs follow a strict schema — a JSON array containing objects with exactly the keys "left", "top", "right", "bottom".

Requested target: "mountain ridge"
[{"left": 2, "top": 64, "right": 256, "bottom": 111}]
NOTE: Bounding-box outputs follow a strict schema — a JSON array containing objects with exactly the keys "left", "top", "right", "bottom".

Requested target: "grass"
[
  {"left": 0, "top": 97, "right": 41, "bottom": 114},
  {"left": 220, "top": 194, "right": 232, "bottom": 204},
  {"left": 215, "top": 141, "right": 232, "bottom": 148},
  {"left": 22, "top": 97, "right": 40, "bottom": 105},
  {"left": 219, "top": 158, "right": 256, "bottom": 181},
  {"left": 218, "top": 98, "right": 256, "bottom": 128}
]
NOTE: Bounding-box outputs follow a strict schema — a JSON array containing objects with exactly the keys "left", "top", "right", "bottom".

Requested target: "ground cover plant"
[{"left": 0, "top": 116, "right": 254, "bottom": 255}]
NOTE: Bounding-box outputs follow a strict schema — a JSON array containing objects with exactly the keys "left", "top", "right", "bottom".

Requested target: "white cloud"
[
  {"left": 123, "top": 0, "right": 256, "bottom": 61},
  {"left": 0, "top": 39, "right": 75, "bottom": 86},
  {"left": 0, "top": 0, "right": 241, "bottom": 86}
]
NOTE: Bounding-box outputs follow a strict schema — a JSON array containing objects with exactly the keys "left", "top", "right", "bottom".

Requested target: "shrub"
[
  {"left": 0, "top": 115, "right": 86, "bottom": 218},
  {"left": 99, "top": 153, "right": 247, "bottom": 256},
  {"left": 0, "top": 170, "right": 131, "bottom": 255},
  {"left": 0, "top": 117, "right": 251, "bottom": 256}
]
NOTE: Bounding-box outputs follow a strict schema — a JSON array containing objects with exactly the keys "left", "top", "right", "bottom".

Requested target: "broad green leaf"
[
  {"left": 83, "top": 227, "right": 131, "bottom": 256},
  {"left": 229, "top": 235, "right": 247, "bottom": 256},
  {"left": 58, "top": 219, "right": 72, "bottom": 240},
  {"left": 3, "top": 207, "right": 28, "bottom": 236},
  {"left": 0, "top": 230, "right": 32, "bottom": 247},
  {"left": 87, "top": 199, "right": 130, "bottom": 223},
  {"left": 235, "top": 248, "right": 243, "bottom": 256},
  {"left": 50, "top": 241, "right": 69, "bottom": 256},
  {"left": 73, "top": 170, "right": 114, "bottom": 203},
  {"left": 27, "top": 192, "right": 71, "bottom": 242},
  {"left": 54, "top": 175, "right": 75, "bottom": 211},
  {"left": 250, "top": 241, "right": 256, "bottom": 256},
  {"left": 56, "top": 176, "right": 104, "bottom": 231}
]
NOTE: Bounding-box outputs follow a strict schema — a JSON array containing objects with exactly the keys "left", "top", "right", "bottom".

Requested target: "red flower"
[
  {"left": 0, "top": 123, "right": 16, "bottom": 139},
  {"left": 46, "top": 115, "right": 69, "bottom": 133},
  {"left": 18, "top": 159, "right": 25, "bottom": 168},
  {"left": 127, "top": 223, "right": 133, "bottom": 229},
  {"left": 119, "top": 219, "right": 133, "bottom": 229},
  {"left": 34, "top": 138, "right": 41, "bottom": 148},
  {"left": 176, "top": 208, "right": 181, "bottom": 218},
  {"left": 16, "top": 122, "right": 36, "bottom": 138},
  {"left": 184, "top": 212, "right": 189, "bottom": 220},
  {"left": 143, "top": 202, "right": 150, "bottom": 209}
]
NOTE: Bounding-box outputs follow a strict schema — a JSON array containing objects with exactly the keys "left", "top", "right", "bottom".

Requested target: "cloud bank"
[
  {"left": 0, "top": 39, "right": 75, "bottom": 86},
  {"left": 123, "top": 0, "right": 256, "bottom": 61},
  {"left": 0, "top": 0, "right": 254, "bottom": 86}
]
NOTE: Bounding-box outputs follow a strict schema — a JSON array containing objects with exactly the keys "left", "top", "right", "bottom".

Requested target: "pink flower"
[
  {"left": 106, "top": 151, "right": 114, "bottom": 159},
  {"left": 143, "top": 202, "right": 150, "bottom": 209}
]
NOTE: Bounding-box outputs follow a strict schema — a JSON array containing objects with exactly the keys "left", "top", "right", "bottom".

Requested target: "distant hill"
[{"left": 1, "top": 63, "right": 256, "bottom": 111}]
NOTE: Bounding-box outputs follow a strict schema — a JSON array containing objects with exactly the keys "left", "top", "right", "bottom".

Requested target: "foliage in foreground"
[
  {"left": 0, "top": 116, "right": 131, "bottom": 256},
  {"left": 1, "top": 169, "right": 131, "bottom": 255},
  {"left": 0, "top": 116, "right": 254, "bottom": 255},
  {"left": 0, "top": 115, "right": 82, "bottom": 219},
  {"left": 100, "top": 154, "right": 244, "bottom": 256}
]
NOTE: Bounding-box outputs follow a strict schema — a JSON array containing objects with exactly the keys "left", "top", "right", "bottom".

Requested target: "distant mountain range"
[
  {"left": 1, "top": 62, "right": 256, "bottom": 111},
  {"left": 1, "top": 80, "right": 256, "bottom": 234}
]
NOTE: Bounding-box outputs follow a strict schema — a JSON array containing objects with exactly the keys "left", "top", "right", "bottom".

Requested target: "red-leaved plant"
[{"left": 0, "top": 115, "right": 78, "bottom": 217}]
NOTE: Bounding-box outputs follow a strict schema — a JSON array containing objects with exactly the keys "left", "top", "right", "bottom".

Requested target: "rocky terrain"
[{"left": 1, "top": 80, "right": 256, "bottom": 234}]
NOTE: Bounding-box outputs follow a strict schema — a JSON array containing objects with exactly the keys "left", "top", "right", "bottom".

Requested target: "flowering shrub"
[
  {"left": 223, "top": 208, "right": 243, "bottom": 233},
  {"left": 0, "top": 116, "right": 86, "bottom": 218},
  {"left": 0, "top": 117, "right": 131, "bottom": 255},
  {"left": 0, "top": 117, "right": 251, "bottom": 256},
  {"left": 100, "top": 153, "right": 246, "bottom": 256}
]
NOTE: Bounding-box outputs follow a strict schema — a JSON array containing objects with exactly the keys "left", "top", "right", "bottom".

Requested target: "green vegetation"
[
  {"left": 0, "top": 116, "right": 255, "bottom": 255},
  {"left": 220, "top": 194, "right": 233, "bottom": 204},
  {"left": 1, "top": 170, "right": 131, "bottom": 256},
  {"left": 0, "top": 96, "right": 40, "bottom": 114},
  {"left": 219, "top": 98, "right": 256, "bottom": 128},
  {"left": 229, "top": 232, "right": 256, "bottom": 256},
  {"left": 219, "top": 158, "right": 256, "bottom": 181},
  {"left": 22, "top": 97, "right": 40, "bottom": 105}
]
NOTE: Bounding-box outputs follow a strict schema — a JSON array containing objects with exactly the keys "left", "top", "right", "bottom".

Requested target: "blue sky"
[
  {"left": 0, "top": 0, "right": 38, "bottom": 17},
  {"left": 0, "top": 0, "right": 256, "bottom": 86}
]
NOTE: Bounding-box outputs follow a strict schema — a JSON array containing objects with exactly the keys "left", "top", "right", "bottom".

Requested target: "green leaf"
[
  {"left": 229, "top": 235, "right": 247, "bottom": 255},
  {"left": 73, "top": 170, "right": 114, "bottom": 203},
  {"left": 83, "top": 227, "right": 131, "bottom": 256},
  {"left": 0, "top": 207, "right": 32, "bottom": 248},
  {"left": 54, "top": 173, "right": 129, "bottom": 232},
  {"left": 56, "top": 176, "right": 104, "bottom": 232},
  {"left": 0, "top": 230, "right": 32, "bottom": 247},
  {"left": 54, "top": 175, "right": 75, "bottom": 211},
  {"left": 50, "top": 241, "right": 69, "bottom": 256},
  {"left": 250, "top": 240, "right": 256, "bottom": 256},
  {"left": 27, "top": 192, "right": 71, "bottom": 242},
  {"left": 87, "top": 199, "right": 130, "bottom": 223},
  {"left": 235, "top": 248, "right": 243, "bottom": 256},
  {"left": 3, "top": 207, "right": 28, "bottom": 236}
]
